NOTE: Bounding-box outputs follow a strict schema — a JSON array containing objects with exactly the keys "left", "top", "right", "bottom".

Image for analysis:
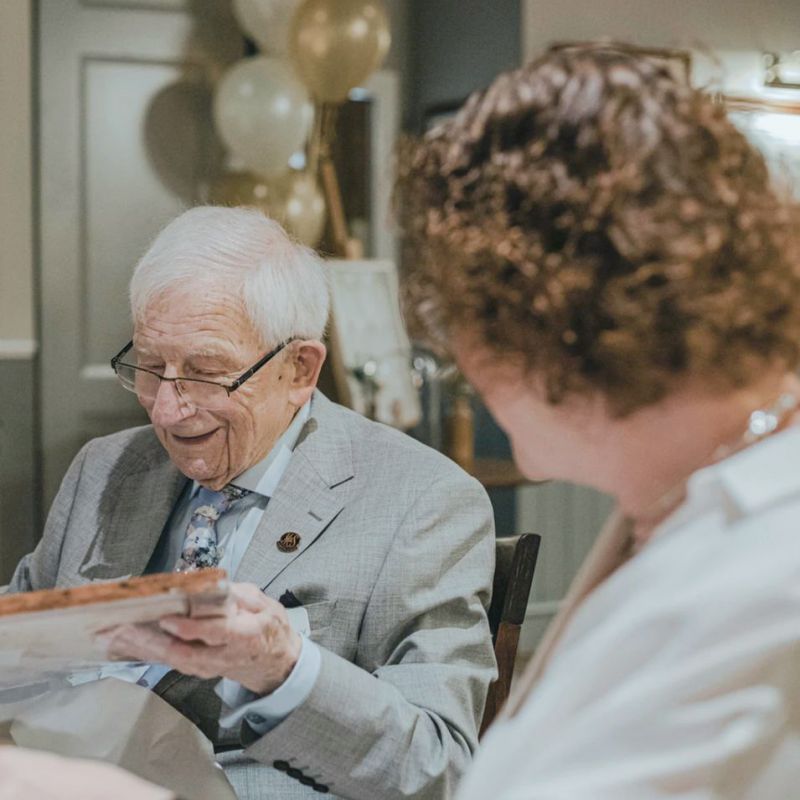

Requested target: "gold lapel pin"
[{"left": 277, "top": 531, "right": 301, "bottom": 553}]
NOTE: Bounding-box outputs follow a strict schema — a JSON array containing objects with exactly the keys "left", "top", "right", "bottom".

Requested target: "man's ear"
[{"left": 287, "top": 340, "right": 327, "bottom": 405}]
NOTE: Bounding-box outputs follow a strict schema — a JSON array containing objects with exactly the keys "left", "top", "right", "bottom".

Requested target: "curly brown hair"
[{"left": 396, "top": 44, "right": 800, "bottom": 416}]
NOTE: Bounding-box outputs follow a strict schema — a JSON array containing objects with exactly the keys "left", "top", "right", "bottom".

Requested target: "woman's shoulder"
[{"left": 550, "top": 493, "right": 800, "bottom": 690}]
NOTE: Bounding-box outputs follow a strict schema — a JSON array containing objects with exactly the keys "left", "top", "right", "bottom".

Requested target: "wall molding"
[{"left": 0, "top": 339, "right": 38, "bottom": 359}]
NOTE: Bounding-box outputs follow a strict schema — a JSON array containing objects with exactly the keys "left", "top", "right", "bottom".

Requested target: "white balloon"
[
  {"left": 232, "top": 0, "right": 301, "bottom": 56},
  {"left": 213, "top": 56, "right": 312, "bottom": 178}
]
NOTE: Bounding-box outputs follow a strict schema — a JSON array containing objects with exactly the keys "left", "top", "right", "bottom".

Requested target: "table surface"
[{"left": 468, "top": 458, "right": 530, "bottom": 489}]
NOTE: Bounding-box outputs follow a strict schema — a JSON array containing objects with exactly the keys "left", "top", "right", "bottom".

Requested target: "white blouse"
[{"left": 459, "top": 427, "right": 800, "bottom": 799}]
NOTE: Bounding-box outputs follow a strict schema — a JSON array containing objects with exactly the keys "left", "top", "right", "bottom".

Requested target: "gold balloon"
[
  {"left": 208, "top": 170, "right": 275, "bottom": 207},
  {"left": 275, "top": 171, "right": 327, "bottom": 247},
  {"left": 209, "top": 169, "right": 326, "bottom": 248},
  {"left": 289, "top": 0, "right": 391, "bottom": 103}
]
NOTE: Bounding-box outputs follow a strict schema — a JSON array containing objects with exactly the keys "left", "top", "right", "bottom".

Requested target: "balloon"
[
  {"left": 208, "top": 169, "right": 326, "bottom": 248},
  {"left": 289, "top": 0, "right": 391, "bottom": 103},
  {"left": 213, "top": 56, "right": 312, "bottom": 177},
  {"left": 208, "top": 170, "right": 275, "bottom": 207},
  {"left": 275, "top": 171, "right": 327, "bottom": 247},
  {"left": 232, "top": 0, "right": 301, "bottom": 56}
]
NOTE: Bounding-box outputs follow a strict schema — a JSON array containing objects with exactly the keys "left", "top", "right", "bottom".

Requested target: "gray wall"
[
  {"left": 0, "top": 359, "right": 38, "bottom": 582},
  {"left": 406, "top": 0, "right": 521, "bottom": 132}
]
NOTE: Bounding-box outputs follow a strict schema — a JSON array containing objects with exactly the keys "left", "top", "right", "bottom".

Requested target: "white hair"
[{"left": 129, "top": 206, "right": 329, "bottom": 346}]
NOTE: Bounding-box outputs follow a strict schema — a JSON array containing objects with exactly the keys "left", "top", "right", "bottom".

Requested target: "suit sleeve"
[
  {"left": 241, "top": 470, "right": 498, "bottom": 799},
  {"left": 4, "top": 442, "right": 91, "bottom": 594}
]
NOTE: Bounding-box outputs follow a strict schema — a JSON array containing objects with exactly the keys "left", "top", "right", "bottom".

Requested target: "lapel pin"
[{"left": 277, "top": 531, "right": 301, "bottom": 553}]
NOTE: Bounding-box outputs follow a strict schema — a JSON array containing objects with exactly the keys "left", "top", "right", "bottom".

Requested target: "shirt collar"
[
  {"left": 190, "top": 400, "right": 312, "bottom": 501},
  {"left": 659, "top": 425, "right": 800, "bottom": 534},
  {"left": 703, "top": 425, "right": 800, "bottom": 514}
]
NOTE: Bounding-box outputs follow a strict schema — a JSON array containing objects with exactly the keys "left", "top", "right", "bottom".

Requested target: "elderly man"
[{"left": 6, "top": 207, "right": 496, "bottom": 800}]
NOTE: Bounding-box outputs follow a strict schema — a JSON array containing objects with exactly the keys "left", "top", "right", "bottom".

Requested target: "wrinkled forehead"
[
  {"left": 133, "top": 282, "right": 263, "bottom": 353},
  {"left": 133, "top": 275, "right": 236, "bottom": 317}
]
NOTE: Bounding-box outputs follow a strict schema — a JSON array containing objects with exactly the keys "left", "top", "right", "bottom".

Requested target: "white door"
[{"left": 38, "top": 0, "right": 242, "bottom": 506}]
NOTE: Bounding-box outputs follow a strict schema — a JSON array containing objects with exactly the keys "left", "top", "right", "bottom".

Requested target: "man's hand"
[
  {"left": 0, "top": 747, "right": 174, "bottom": 800},
  {"left": 101, "top": 583, "right": 302, "bottom": 695}
]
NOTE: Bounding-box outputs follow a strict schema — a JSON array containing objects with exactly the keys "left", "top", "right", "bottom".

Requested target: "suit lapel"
[
  {"left": 79, "top": 452, "right": 188, "bottom": 581},
  {"left": 234, "top": 392, "right": 354, "bottom": 589}
]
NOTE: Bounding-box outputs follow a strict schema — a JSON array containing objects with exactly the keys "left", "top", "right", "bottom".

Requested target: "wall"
[
  {"left": 0, "top": 1, "right": 35, "bottom": 349},
  {"left": 0, "top": 0, "right": 37, "bottom": 582},
  {"left": 383, "top": 0, "right": 409, "bottom": 91},
  {"left": 523, "top": 0, "right": 800, "bottom": 94},
  {"left": 406, "top": 0, "right": 522, "bottom": 131}
]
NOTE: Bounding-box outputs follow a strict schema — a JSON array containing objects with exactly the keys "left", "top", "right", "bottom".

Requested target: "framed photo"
[
  {"left": 548, "top": 41, "right": 692, "bottom": 84},
  {"left": 327, "top": 259, "right": 422, "bottom": 430},
  {"left": 726, "top": 95, "right": 800, "bottom": 199},
  {"left": 323, "top": 69, "right": 401, "bottom": 263}
]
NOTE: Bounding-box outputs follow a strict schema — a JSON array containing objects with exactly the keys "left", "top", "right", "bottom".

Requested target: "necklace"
[
  {"left": 717, "top": 392, "right": 799, "bottom": 457},
  {"left": 626, "top": 391, "right": 800, "bottom": 556}
]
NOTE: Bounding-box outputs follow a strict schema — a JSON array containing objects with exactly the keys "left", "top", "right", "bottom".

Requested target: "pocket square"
[{"left": 278, "top": 589, "right": 302, "bottom": 608}]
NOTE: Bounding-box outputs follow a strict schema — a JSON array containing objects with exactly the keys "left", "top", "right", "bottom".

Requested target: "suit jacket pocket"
[{"left": 304, "top": 599, "right": 336, "bottom": 637}]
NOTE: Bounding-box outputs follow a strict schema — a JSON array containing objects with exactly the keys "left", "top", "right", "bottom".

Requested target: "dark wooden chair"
[{"left": 479, "top": 533, "right": 542, "bottom": 737}]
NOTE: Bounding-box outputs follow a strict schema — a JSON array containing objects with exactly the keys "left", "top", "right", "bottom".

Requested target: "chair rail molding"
[{"left": 0, "top": 340, "right": 38, "bottom": 360}]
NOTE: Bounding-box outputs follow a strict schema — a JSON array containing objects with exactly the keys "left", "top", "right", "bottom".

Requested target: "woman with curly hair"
[{"left": 397, "top": 43, "right": 800, "bottom": 799}]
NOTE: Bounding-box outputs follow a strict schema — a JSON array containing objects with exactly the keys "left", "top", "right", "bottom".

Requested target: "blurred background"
[{"left": 1, "top": 0, "right": 799, "bottom": 658}]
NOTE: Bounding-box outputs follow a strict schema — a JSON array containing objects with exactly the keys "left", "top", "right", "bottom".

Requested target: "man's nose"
[{"left": 148, "top": 379, "right": 195, "bottom": 427}]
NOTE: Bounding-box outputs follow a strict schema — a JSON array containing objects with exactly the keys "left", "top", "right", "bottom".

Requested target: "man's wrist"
[
  {"left": 243, "top": 628, "right": 303, "bottom": 695},
  {"left": 217, "top": 638, "right": 322, "bottom": 733}
]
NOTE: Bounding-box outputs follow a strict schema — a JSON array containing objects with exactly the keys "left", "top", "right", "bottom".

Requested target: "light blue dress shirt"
[{"left": 136, "top": 401, "right": 321, "bottom": 734}]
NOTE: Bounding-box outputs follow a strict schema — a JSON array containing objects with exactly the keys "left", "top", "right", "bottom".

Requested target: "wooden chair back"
[{"left": 480, "top": 533, "right": 541, "bottom": 737}]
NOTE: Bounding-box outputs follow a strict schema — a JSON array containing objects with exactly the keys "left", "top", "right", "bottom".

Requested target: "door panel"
[{"left": 39, "top": 0, "right": 240, "bottom": 507}]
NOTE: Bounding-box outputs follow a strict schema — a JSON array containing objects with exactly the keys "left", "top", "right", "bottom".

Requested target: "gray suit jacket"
[{"left": 8, "top": 392, "right": 497, "bottom": 800}]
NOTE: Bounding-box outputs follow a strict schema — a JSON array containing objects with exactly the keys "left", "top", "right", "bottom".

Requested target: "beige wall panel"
[
  {"left": 82, "top": 58, "right": 211, "bottom": 365},
  {"left": 0, "top": 0, "right": 35, "bottom": 346}
]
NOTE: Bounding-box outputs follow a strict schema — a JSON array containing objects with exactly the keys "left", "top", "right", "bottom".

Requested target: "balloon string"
[
  {"left": 308, "top": 103, "right": 324, "bottom": 178},
  {"left": 307, "top": 102, "right": 339, "bottom": 177},
  {"left": 307, "top": 102, "right": 351, "bottom": 256}
]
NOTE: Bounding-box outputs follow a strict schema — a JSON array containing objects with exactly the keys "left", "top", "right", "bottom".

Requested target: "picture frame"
[
  {"left": 725, "top": 95, "right": 800, "bottom": 199},
  {"left": 547, "top": 41, "right": 692, "bottom": 84},
  {"left": 327, "top": 259, "right": 421, "bottom": 430}
]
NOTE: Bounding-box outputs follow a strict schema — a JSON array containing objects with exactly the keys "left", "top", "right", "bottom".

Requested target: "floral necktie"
[{"left": 174, "top": 484, "right": 251, "bottom": 572}]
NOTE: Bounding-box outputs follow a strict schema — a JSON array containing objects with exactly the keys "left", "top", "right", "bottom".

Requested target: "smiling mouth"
[{"left": 171, "top": 428, "right": 219, "bottom": 445}]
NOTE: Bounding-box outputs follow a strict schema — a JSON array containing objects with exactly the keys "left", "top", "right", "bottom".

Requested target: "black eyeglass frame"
[{"left": 110, "top": 338, "right": 294, "bottom": 399}]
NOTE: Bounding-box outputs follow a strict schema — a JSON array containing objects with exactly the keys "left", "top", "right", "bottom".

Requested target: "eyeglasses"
[{"left": 110, "top": 339, "right": 292, "bottom": 411}]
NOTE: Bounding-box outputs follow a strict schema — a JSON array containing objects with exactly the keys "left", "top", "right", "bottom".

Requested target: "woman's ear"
[{"left": 287, "top": 340, "right": 327, "bottom": 405}]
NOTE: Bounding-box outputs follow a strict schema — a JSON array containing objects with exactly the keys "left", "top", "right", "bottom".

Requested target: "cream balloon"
[
  {"left": 213, "top": 56, "right": 312, "bottom": 177},
  {"left": 275, "top": 171, "right": 327, "bottom": 247},
  {"left": 232, "top": 0, "right": 301, "bottom": 56},
  {"left": 289, "top": 0, "right": 391, "bottom": 103}
]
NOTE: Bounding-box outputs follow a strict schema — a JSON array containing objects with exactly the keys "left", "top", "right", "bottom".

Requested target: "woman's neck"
[{"left": 595, "top": 372, "right": 800, "bottom": 547}]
